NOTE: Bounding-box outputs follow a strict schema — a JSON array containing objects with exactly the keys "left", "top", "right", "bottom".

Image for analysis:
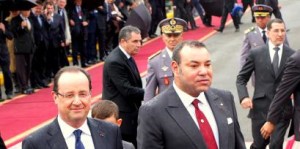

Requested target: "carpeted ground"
[{"left": 0, "top": 15, "right": 230, "bottom": 147}]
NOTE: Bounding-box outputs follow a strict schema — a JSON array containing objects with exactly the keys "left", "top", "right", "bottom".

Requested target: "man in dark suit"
[
  {"left": 138, "top": 40, "right": 246, "bottom": 149},
  {"left": 11, "top": 9, "right": 35, "bottom": 94},
  {"left": 30, "top": 1, "right": 50, "bottom": 89},
  {"left": 236, "top": 18, "right": 294, "bottom": 149},
  {"left": 102, "top": 26, "right": 144, "bottom": 147},
  {"left": 260, "top": 50, "right": 300, "bottom": 148},
  {"left": 44, "top": 1, "right": 66, "bottom": 79},
  {"left": 69, "top": 0, "right": 89, "bottom": 67},
  {"left": 22, "top": 66, "right": 123, "bottom": 149}
]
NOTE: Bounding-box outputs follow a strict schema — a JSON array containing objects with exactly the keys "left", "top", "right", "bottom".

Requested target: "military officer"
[
  {"left": 240, "top": 4, "right": 273, "bottom": 67},
  {"left": 144, "top": 18, "right": 187, "bottom": 102}
]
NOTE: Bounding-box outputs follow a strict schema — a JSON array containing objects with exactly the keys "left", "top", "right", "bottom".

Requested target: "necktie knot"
[
  {"left": 262, "top": 30, "right": 267, "bottom": 43},
  {"left": 274, "top": 46, "right": 280, "bottom": 52},
  {"left": 192, "top": 99, "right": 200, "bottom": 109},
  {"left": 73, "top": 129, "right": 82, "bottom": 139}
]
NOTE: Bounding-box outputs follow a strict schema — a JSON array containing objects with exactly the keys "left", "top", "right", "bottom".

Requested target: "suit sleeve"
[
  {"left": 108, "top": 60, "right": 144, "bottom": 100},
  {"left": 267, "top": 55, "right": 300, "bottom": 124},
  {"left": 137, "top": 104, "right": 163, "bottom": 149},
  {"left": 144, "top": 60, "right": 158, "bottom": 102},
  {"left": 236, "top": 49, "right": 255, "bottom": 102},
  {"left": 228, "top": 92, "right": 246, "bottom": 149},
  {"left": 22, "top": 136, "right": 37, "bottom": 149}
]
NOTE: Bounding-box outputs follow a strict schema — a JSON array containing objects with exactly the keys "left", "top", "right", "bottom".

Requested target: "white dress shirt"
[
  {"left": 268, "top": 42, "right": 283, "bottom": 66},
  {"left": 57, "top": 115, "right": 95, "bottom": 149},
  {"left": 173, "top": 82, "right": 219, "bottom": 148}
]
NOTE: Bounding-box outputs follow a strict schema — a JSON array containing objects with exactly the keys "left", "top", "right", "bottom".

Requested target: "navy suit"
[{"left": 22, "top": 118, "right": 123, "bottom": 149}]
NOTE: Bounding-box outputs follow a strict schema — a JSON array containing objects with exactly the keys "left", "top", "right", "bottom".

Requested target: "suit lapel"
[
  {"left": 166, "top": 86, "right": 207, "bottom": 148},
  {"left": 47, "top": 119, "right": 68, "bottom": 149},
  {"left": 277, "top": 45, "right": 291, "bottom": 78},
  {"left": 117, "top": 48, "right": 142, "bottom": 85},
  {"left": 161, "top": 49, "right": 173, "bottom": 76},
  {"left": 88, "top": 118, "right": 106, "bottom": 148},
  {"left": 262, "top": 44, "right": 276, "bottom": 77},
  {"left": 205, "top": 90, "right": 230, "bottom": 149}
]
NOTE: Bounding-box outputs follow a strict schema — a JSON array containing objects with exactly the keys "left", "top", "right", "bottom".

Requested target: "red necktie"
[{"left": 192, "top": 99, "right": 218, "bottom": 149}]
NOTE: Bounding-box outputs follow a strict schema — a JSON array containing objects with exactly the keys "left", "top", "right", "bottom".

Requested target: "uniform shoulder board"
[
  {"left": 148, "top": 50, "right": 162, "bottom": 60},
  {"left": 244, "top": 27, "right": 255, "bottom": 34}
]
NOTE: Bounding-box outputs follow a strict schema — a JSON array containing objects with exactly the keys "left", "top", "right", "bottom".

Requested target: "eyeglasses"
[{"left": 56, "top": 91, "right": 91, "bottom": 99}]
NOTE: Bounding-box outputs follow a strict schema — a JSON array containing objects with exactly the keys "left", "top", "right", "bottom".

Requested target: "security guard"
[{"left": 144, "top": 18, "right": 187, "bottom": 102}]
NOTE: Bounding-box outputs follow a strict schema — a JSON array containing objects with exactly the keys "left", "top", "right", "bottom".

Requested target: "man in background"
[{"left": 144, "top": 17, "right": 186, "bottom": 102}]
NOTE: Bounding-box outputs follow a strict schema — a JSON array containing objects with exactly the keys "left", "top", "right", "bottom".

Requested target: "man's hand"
[
  {"left": 240, "top": 97, "right": 253, "bottom": 109},
  {"left": 0, "top": 23, "right": 5, "bottom": 32},
  {"left": 260, "top": 121, "right": 275, "bottom": 139}
]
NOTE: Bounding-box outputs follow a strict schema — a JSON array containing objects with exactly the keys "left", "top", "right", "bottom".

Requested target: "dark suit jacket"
[
  {"left": 102, "top": 47, "right": 144, "bottom": 112},
  {"left": 267, "top": 50, "right": 300, "bottom": 141},
  {"left": 137, "top": 85, "right": 246, "bottom": 149},
  {"left": 10, "top": 15, "right": 35, "bottom": 54},
  {"left": 69, "top": 5, "right": 89, "bottom": 40},
  {"left": 22, "top": 118, "right": 123, "bottom": 149},
  {"left": 45, "top": 14, "right": 65, "bottom": 48},
  {"left": 236, "top": 44, "right": 294, "bottom": 120},
  {"left": 29, "top": 13, "right": 49, "bottom": 48}
]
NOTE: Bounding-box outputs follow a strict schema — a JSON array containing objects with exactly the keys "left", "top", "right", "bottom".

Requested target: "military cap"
[
  {"left": 252, "top": 4, "right": 273, "bottom": 17},
  {"left": 159, "top": 18, "right": 187, "bottom": 34}
]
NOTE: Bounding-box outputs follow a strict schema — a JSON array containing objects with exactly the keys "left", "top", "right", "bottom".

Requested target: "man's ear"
[
  {"left": 52, "top": 91, "right": 58, "bottom": 104},
  {"left": 116, "top": 118, "right": 122, "bottom": 127}
]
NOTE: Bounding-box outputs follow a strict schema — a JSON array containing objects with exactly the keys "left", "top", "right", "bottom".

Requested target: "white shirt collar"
[
  {"left": 57, "top": 115, "right": 91, "bottom": 139},
  {"left": 119, "top": 45, "right": 131, "bottom": 59},
  {"left": 173, "top": 82, "right": 203, "bottom": 107}
]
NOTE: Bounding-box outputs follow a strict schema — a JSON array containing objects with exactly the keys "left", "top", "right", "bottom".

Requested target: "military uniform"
[{"left": 144, "top": 18, "right": 187, "bottom": 102}]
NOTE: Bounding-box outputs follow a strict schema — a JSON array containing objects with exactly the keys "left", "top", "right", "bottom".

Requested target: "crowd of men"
[{"left": 1, "top": 0, "right": 300, "bottom": 149}]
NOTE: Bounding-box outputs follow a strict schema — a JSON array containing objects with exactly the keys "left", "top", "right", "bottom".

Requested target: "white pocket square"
[{"left": 227, "top": 117, "right": 233, "bottom": 124}]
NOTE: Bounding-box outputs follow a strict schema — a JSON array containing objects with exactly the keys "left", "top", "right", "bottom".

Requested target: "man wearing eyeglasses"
[
  {"left": 144, "top": 18, "right": 187, "bottom": 102},
  {"left": 22, "top": 66, "right": 123, "bottom": 149}
]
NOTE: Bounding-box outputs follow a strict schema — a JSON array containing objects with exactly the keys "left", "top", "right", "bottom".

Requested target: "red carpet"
[{"left": 0, "top": 16, "right": 228, "bottom": 147}]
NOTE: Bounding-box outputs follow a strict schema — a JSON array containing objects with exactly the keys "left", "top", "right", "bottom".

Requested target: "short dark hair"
[
  {"left": 118, "top": 25, "right": 141, "bottom": 42},
  {"left": 267, "top": 18, "right": 285, "bottom": 31},
  {"left": 91, "top": 100, "right": 119, "bottom": 119},
  {"left": 52, "top": 66, "right": 92, "bottom": 93},
  {"left": 172, "top": 40, "right": 206, "bottom": 64}
]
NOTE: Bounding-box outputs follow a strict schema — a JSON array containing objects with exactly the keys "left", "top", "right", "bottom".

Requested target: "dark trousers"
[
  {"left": 250, "top": 119, "right": 290, "bottom": 149},
  {"left": 119, "top": 111, "right": 138, "bottom": 148},
  {"left": 220, "top": 7, "right": 239, "bottom": 30},
  {"left": 46, "top": 45, "right": 61, "bottom": 78},
  {"left": 98, "top": 28, "right": 107, "bottom": 60},
  {"left": 71, "top": 35, "right": 87, "bottom": 66},
  {"left": 0, "top": 45, "right": 13, "bottom": 95},
  {"left": 242, "top": 0, "right": 255, "bottom": 22},
  {"left": 15, "top": 54, "right": 32, "bottom": 91},
  {"left": 31, "top": 42, "right": 47, "bottom": 87},
  {"left": 148, "top": 6, "right": 165, "bottom": 36}
]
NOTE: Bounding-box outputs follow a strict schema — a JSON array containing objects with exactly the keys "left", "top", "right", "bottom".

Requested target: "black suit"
[
  {"left": 69, "top": 5, "right": 89, "bottom": 67},
  {"left": 11, "top": 15, "right": 35, "bottom": 92},
  {"left": 45, "top": 14, "right": 65, "bottom": 77},
  {"left": 267, "top": 50, "right": 300, "bottom": 141},
  {"left": 236, "top": 44, "right": 294, "bottom": 148},
  {"left": 29, "top": 13, "right": 49, "bottom": 88},
  {"left": 22, "top": 118, "right": 123, "bottom": 149},
  {"left": 102, "top": 47, "right": 144, "bottom": 146}
]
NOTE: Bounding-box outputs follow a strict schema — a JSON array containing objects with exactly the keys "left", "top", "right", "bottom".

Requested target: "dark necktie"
[
  {"left": 262, "top": 30, "right": 267, "bottom": 43},
  {"left": 192, "top": 99, "right": 218, "bottom": 149},
  {"left": 73, "top": 129, "right": 85, "bottom": 149},
  {"left": 128, "top": 57, "right": 138, "bottom": 75},
  {"left": 273, "top": 47, "right": 280, "bottom": 76}
]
